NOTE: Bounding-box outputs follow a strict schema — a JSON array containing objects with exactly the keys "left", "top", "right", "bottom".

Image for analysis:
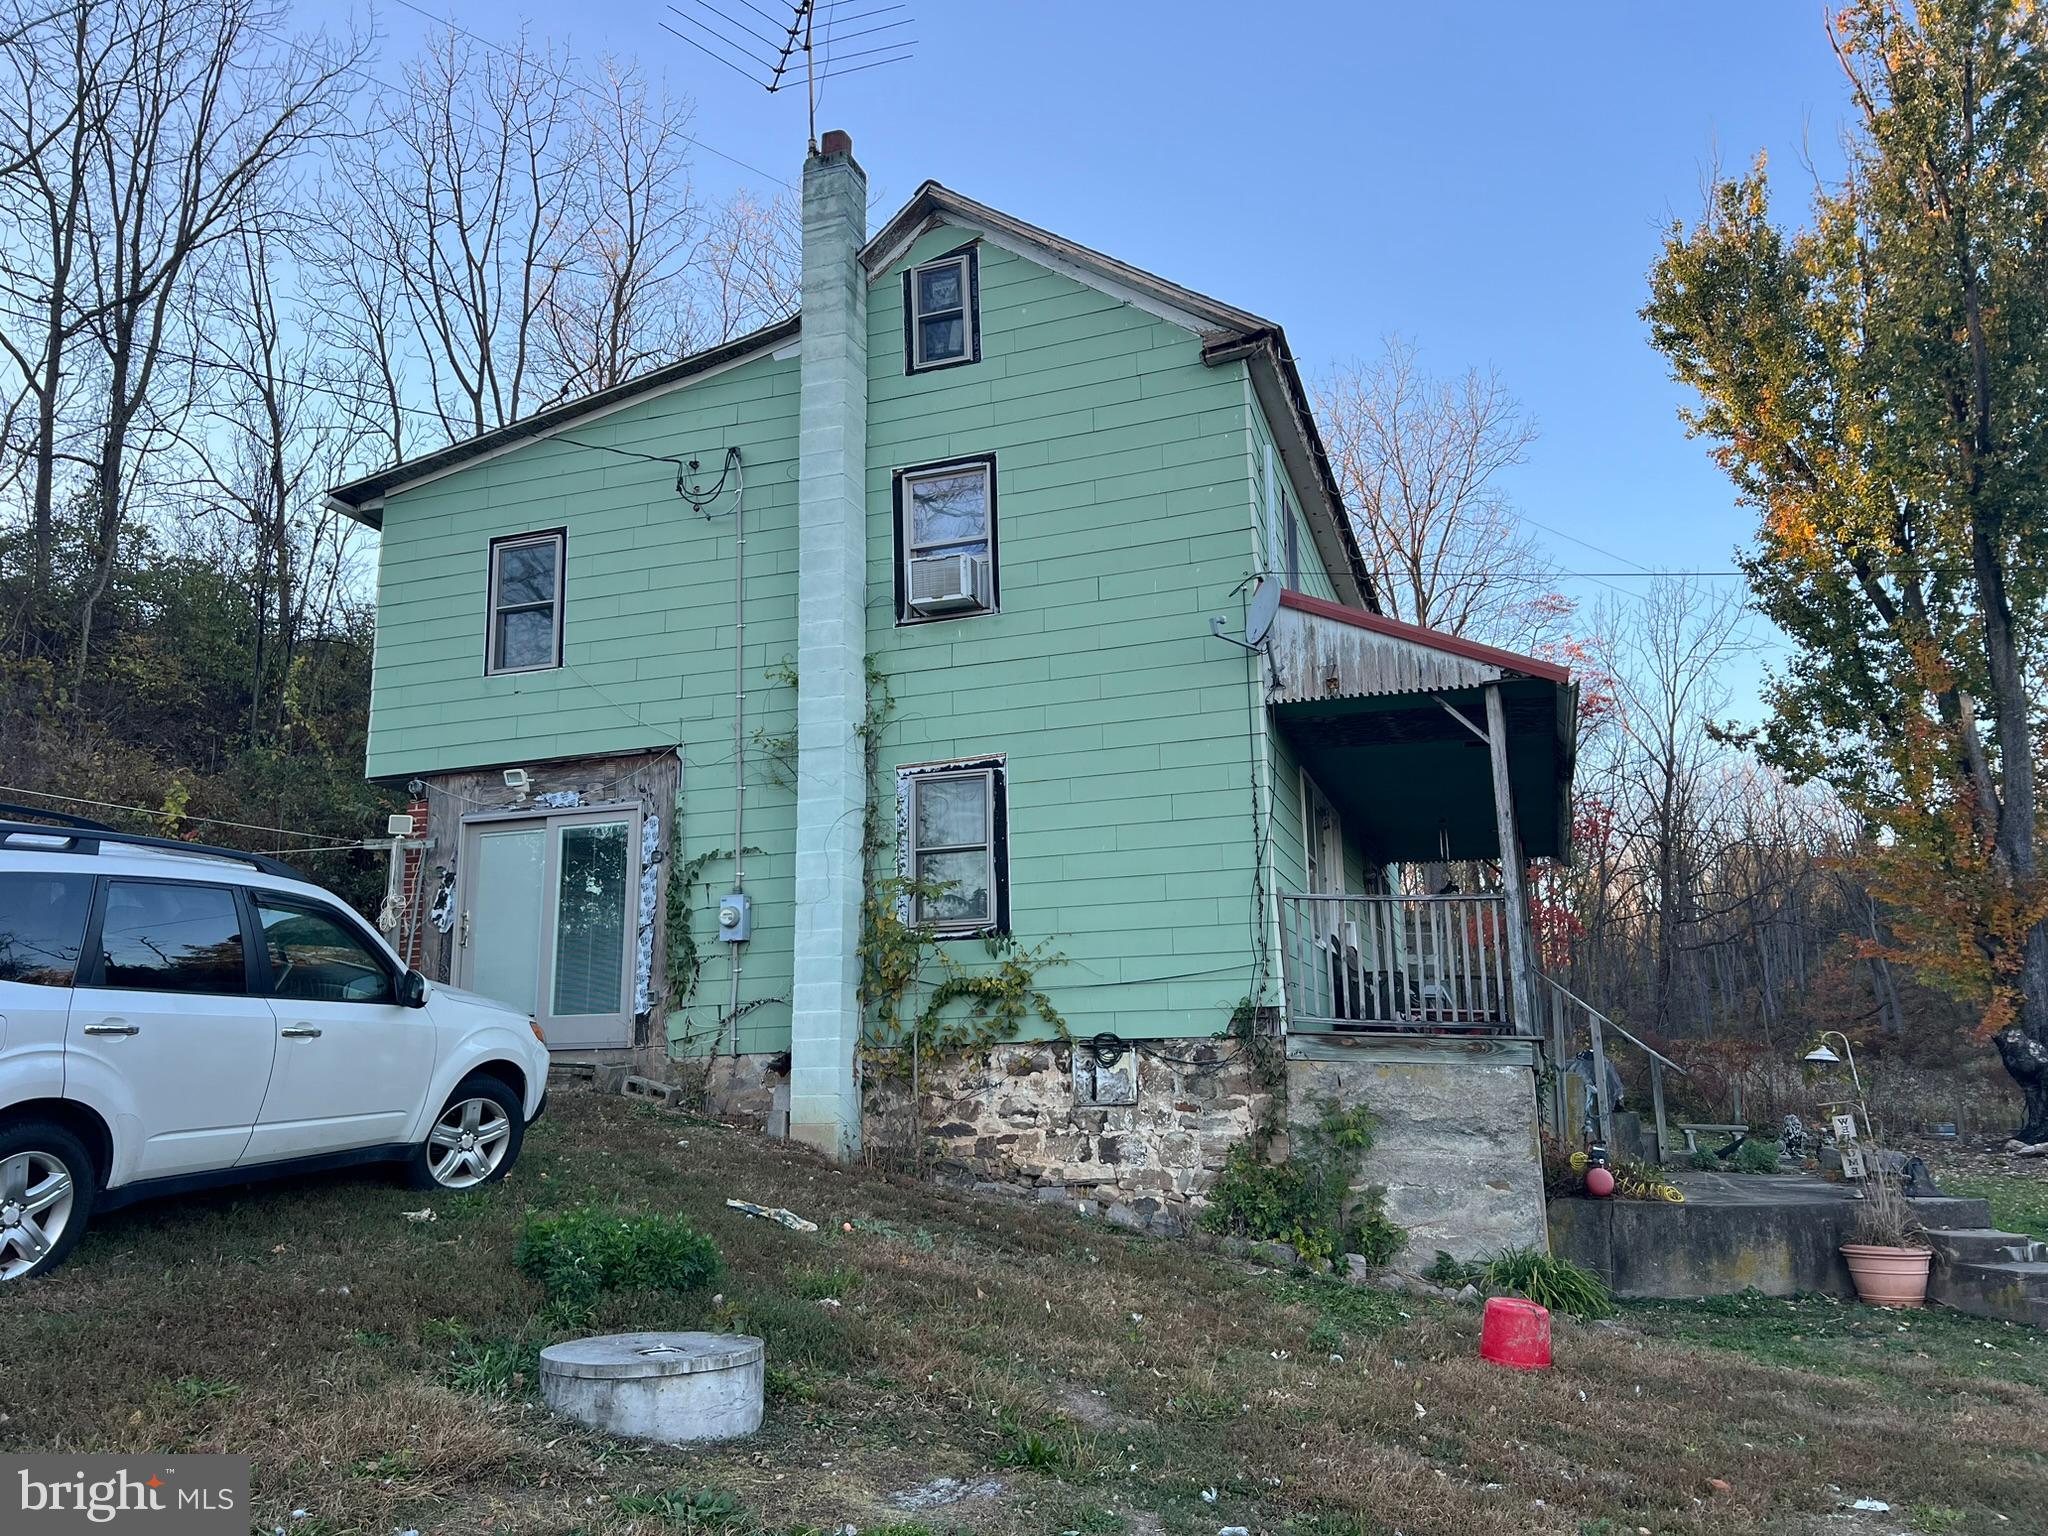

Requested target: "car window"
[
  {"left": 96, "top": 880, "right": 246, "bottom": 994},
  {"left": 0, "top": 871, "right": 95, "bottom": 987},
  {"left": 255, "top": 898, "right": 395, "bottom": 1005}
]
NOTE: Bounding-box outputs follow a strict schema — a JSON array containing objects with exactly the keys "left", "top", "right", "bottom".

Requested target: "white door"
[
  {"left": 242, "top": 894, "right": 436, "bottom": 1163},
  {"left": 70, "top": 878, "right": 276, "bottom": 1179},
  {"left": 458, "top": 810, "right": 637, "bottom": 1049}
]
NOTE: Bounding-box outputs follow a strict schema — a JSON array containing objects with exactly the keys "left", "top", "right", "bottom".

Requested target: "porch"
[
  {"left": 1263, "top": 592, "right": 1577, "bottom": 1045},
  {"left": 1280, "top": 890, "right": 1513, "bottom": 1032}
]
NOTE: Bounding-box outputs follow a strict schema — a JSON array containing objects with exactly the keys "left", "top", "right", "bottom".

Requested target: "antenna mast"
[{"left": 661, "top": 0, "right": 915, "bottom": 155}]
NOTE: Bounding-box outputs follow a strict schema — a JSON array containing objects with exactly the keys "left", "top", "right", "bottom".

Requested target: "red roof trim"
[{"left": 1277, "top": 589, "right": 1572, "bottom": 685}]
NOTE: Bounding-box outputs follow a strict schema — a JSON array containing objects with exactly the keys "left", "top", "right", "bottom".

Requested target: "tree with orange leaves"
[{"left": 1645, "top": 0, "right": 2048, "bottom": 1141}]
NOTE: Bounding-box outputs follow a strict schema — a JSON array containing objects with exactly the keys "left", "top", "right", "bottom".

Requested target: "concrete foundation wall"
[
  {"left": 1287, "top": 1056, "right": 1549, "bottom": 1261},
  {"left": 1552, "top": 1192, "right": 1993, "bottom": 1299}
]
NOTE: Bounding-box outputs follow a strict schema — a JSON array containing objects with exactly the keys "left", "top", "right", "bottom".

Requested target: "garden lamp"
[{"left": 1801, "top": 1031, "right": 1871, "bottom": 1142}]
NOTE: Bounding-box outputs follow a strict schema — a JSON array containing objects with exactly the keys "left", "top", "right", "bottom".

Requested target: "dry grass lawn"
[{"left": 2, "top": 1082, "right": 2043, "bottom": 1536}]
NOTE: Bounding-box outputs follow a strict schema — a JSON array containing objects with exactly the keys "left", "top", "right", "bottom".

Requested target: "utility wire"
[
  {"left": 386, "top": 0, "right": 794, "bottom": 187},
  {"left": 0, "top": 784, "right": 369, "bottom": 844}
]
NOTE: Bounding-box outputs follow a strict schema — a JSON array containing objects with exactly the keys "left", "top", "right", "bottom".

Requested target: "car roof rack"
[{"left": 0, "top": 803, "right": 307, "bottom": 882}]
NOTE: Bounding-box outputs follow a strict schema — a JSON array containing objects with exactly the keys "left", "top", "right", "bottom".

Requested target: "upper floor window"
[
  {"left": 487, "top": 530, "right": 565, "bottom": 675},
  {"left": 895, "top": 455, "right": 998, "bottom": 623},
  {"left": 901, "top": 758, "right": 1008, "bottom": 936},
  {"left": 904, "top": 249, "right": 979, "bottom": 373}
]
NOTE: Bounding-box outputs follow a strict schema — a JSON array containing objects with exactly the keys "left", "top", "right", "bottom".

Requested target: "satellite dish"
[{"left": 1244, "top": 576, "right": 1282, "bottom": 648}]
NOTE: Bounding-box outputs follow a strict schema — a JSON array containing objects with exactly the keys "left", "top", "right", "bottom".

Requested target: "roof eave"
[{"left": 322, "top": 314, "right": 801, "bottom": 528}]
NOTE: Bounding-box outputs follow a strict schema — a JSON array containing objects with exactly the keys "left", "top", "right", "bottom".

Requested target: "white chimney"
[{"left": 788, "top": 128, "right": 868, "bottom": 1159}]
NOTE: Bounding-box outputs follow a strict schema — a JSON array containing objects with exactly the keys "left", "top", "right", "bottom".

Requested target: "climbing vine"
[
  {"left": 852, "top": 658, "right": 1066, "bottom": 1074},
  {"left": 664, "top": 823, "right": 724, "bottom": 1014}
]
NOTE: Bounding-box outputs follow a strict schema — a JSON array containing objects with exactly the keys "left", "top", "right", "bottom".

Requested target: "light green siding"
[
  {"left": 1248, "top": 391, "right": 1339, "bottom": 602},
  {"left": 363, "top": 222, "right": 1351, "bottom": 1051},
  {"left": 367, "top": 347, "right": 808, "bottom": 1057},
  {"left": 867, "top": 225, "right": 1268, "bottom": 1039}
]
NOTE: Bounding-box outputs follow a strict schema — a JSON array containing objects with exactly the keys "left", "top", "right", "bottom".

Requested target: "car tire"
[
  {"left": 0, "top": 1120, "right": 98, "bottom": 1284},
  {"left": 405, "top": 1074, "right": 526, "bottom": 1191}
]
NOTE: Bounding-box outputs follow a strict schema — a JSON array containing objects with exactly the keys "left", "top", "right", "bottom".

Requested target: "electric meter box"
[{"left": 717, "top": 892, "right": 751, "bottom": 942}]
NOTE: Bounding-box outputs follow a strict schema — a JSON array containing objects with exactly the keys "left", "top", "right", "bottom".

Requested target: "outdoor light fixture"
[{"left": 1800, "top": 1030, "right": 1871, "bottom": 1141}]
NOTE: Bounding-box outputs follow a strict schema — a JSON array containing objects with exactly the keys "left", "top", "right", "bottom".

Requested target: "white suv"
[{"left": 0, "top": 809, "right": 551, "bottom": 1282}]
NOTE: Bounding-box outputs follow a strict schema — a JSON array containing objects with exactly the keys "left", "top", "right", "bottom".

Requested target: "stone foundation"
[
  {"left": 1287, "top": 1054, "right": 1548, "bottom": 1260},
  {"left": 863, "top": 1039, "right": 1270, "bottom": 1234},
  {"left": 629, "top": 1036, "right": 1548, "bottom": 1255}
]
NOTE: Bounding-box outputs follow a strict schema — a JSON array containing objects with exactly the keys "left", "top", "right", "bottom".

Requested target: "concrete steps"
[{"left": 1926, "top": 1225, "right": 2048, "bottom": 1326}]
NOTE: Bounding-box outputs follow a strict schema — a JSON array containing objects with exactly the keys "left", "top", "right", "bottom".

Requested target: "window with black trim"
[
  {"left": 900, "top": 758, "right": 1008, "bottom": 936},
  {"left": 904, "top": 248, "right": 978, "bottom": 372},
  {"left": 486, "top": 530, "right": 565, "bottom": 674},
  {"left": 92, "top": 880, "right": 247, "bottom": 995},
  {"left": 894, "top": 455, "right": 998, "bottom": 623}
]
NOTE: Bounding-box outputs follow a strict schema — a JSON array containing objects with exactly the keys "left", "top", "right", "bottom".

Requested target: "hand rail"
[
  {"left": 1539, "top": 972, "right": 1686, "bottom": 1074},
  {"left": 1539, "top": 971, "right": 1685, "bottom": 1163}
]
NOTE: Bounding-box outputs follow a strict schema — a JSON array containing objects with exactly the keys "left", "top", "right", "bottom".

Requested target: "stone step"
[
  {"left": 1926, "top": 1226, "right": 2037, "bottom": 1265},
  {"left": 1931, "top": 1257, "right": 2048, "bottom": 1327}
]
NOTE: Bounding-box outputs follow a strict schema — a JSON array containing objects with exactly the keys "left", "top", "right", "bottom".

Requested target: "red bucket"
[{"left": 1479, "top": 1296, "right": 1552, "bottom": 1370}]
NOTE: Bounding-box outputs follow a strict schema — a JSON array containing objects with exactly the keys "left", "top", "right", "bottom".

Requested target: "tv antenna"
[{"left": 660, "top": 1, "right": 916, "bottom": 151}]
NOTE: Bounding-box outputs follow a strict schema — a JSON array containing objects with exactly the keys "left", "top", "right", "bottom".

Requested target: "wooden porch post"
[{"left": 1484, "top": 684, "right": 1538, "bottom": 1037}]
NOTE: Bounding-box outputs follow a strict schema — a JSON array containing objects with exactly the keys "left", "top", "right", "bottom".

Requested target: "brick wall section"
[{"left": 394, "top": 794, "right": 429, "bottom": 968}]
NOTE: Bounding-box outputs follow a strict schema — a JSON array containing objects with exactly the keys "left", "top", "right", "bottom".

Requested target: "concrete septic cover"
[{"left": 540, "top": 1331, "right": 765, "bottom": 1444}]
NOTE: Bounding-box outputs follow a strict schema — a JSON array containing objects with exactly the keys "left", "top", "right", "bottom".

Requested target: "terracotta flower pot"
[{"left": 1841, "top": 1242, "right": 1932, "bottom": 1308}]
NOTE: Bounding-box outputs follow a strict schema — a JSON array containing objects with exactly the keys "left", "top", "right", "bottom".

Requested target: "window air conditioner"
[{"left": 907, "top": 552, "right": 992, "bottom": 615}]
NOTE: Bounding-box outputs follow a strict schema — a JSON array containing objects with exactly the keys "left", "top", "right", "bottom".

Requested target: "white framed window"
[
  {"left": 486, "top": 530, "right": 564, "bottom": 675},
  {"left": 901, "top": 759, "right": 1007, "bottom": 935},
  {"left": 904, "top": 249, "right": 978, "bottom": 372},
  {"left": 896, "top": 455, "right": 997, "bottom": 622}
]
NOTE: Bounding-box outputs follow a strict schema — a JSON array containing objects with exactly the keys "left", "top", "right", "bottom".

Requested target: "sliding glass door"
[{"left": 457, "top": 807, "right": 638, "bottom": 1049}]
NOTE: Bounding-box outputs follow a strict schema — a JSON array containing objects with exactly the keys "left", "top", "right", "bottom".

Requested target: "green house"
[{"left": 327, "top": 133, "right": 1578, "bottom": 1257}]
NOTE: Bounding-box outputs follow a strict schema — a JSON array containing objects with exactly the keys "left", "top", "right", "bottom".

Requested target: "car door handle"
[
  {"left": 83, "top": 1023, "right": 139, "bottom": 1037},
  {"left": 279, "top": 1025, "right": 323, "bottom": 1039}
]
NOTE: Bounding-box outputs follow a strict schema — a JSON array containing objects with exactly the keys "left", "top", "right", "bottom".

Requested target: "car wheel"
[
  {"left": 407, "top": 1075, "right": 525, "bottom": 1191},
  {"left": 0, "top": 1121, "right": 97, "bottom": 1283}
]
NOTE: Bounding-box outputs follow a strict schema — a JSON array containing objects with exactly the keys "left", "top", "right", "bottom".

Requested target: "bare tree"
[
  {"left": 180, "top": 212, "right": 363, "bottom": 741},
  {"left": 0, "top": 0, "right": 120, "bottom": 610},
  {"left": 695, "top": 186, "right": 799, "bottom": 342},
  {"left": 330, "top": 26, "right": 588, "bottom": 442},
  {"left": 1315, "top": 337, "right": 1558, "bottom": 646},
  {"left": 537, "top": 55, "right": 705, "bottom": 397},
  {"left": 52, "top": 0, "right": 362, "bottom": 679}
]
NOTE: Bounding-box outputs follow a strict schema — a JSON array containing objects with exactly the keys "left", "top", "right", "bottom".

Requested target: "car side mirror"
[{"left": 398, "top": 969, "right": 429, "bottom": 1008}]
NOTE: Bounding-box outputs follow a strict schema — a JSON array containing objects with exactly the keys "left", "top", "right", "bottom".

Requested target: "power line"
[
  {"left": 0, "top": 784, "right": 371, "bottom": 844},
  {"left": 385, "top": 0, "right": 794, "bottom": 188}
]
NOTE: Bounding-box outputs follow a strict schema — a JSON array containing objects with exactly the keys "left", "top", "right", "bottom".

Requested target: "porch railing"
[{"left": 1279, "top": 892, "right": 1514, "bottom": 1032}]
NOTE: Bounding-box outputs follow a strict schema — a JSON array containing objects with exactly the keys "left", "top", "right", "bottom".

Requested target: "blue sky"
[{"left": 346, "top": 0, "right": 1857, "bottom": 713}]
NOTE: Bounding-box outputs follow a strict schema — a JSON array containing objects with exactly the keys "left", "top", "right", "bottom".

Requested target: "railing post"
[
  {"left": 1650, "top": 1058, "right": 1669, "bottom": 1165},
  {"left": 1548, "top": 983, "right": 1568, "bottom": 1139},
  {"left": 1586, "top": 1008, "right": 1615, "bottom": 1150},
  {"left": 1483, "top": 684, "right": 1536, "bottom": 1034}
]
